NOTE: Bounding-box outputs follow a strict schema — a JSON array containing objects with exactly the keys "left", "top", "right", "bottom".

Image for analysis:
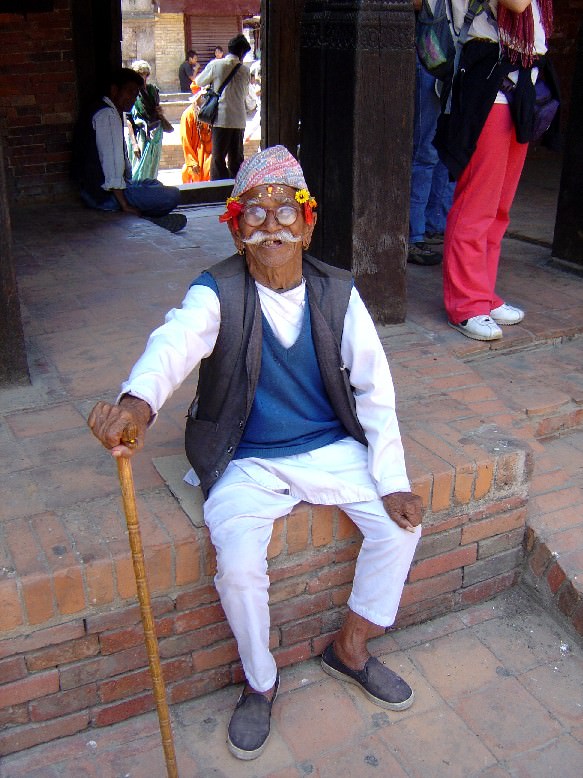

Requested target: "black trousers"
[{"left": 211, "top": 127, "right": 244, "bottom": 180}]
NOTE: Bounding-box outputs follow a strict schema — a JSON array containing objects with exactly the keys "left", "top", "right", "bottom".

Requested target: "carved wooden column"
[
  {"left": 552, "top": 21, "right": 583, "bottom": 270},
  {"left": 299, "top": 0, "right": 414, "bottom": 323},
  {"left": 262, "top": 0, "right": 306, "bottom": 155},
  {"left": 0, "top": 134, "right": 29, "bottom": 385}
]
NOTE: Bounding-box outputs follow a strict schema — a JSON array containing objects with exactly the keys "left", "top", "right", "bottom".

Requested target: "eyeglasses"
[{"left": 242, "top": 204, "right": 300, "bottom": 227}]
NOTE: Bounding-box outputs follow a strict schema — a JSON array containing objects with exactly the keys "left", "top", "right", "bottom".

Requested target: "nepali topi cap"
[
  {"left": 221, "top": 145, "right": 317, "bottom": 229},
  {"left": 231, "top": 145, "right": 307, "bottom": 198}
]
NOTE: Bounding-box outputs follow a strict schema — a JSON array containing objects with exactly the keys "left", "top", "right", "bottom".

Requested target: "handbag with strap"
[{"left": 198, "top": 63, "right": 242, "bottom": 126}]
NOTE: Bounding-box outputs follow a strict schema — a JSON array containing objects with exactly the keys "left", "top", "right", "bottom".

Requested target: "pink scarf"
[{"left": 498, "top": 0, "right": 554, "bottom": 67}]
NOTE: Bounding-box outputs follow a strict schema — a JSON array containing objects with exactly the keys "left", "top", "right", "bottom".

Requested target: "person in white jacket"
[
  {"left": 88, "top": 146, "right": 423, "bottom": 762},
  {"left": 195, "top": 33, "right": 251, "bottom": 179}
]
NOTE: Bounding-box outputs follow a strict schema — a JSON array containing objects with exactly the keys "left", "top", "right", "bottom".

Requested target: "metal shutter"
[{"left": 189, "top": 16, "right": 241, "bottom": 67}]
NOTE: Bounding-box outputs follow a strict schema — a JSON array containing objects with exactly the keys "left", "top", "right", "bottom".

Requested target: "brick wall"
[
  {"left": 0, "top": 1, "right": 77, "bottom": 202},
  {"left": 0, "top": 442, "right": 531, "bottom": 756},
  {"left": 154, "top": 13, "right": 186, "bottom": 93}
]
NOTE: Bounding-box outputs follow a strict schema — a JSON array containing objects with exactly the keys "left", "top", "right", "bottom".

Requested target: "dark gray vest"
[{"left": 185, "top": 253, "right": 367, "bottom": 498}]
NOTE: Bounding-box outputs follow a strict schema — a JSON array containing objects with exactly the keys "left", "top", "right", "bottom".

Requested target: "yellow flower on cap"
[{"left": 295, "top": 189, "right": 310, "bottom": 204}]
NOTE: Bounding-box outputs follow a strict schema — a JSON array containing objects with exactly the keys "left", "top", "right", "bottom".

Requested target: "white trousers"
[{"left": 203, "top": 454, "right": 421, "bottom": 693}]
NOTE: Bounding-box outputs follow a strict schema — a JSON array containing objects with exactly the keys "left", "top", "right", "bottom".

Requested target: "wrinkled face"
[
  {"left": 231, "top": 184, "right": 315, "bottom": 273},
  {"left": 111, "top": 81, "right": 140, "bottom": 114}
]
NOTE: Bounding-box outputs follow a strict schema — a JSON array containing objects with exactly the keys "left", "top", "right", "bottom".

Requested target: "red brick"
[
  {"left": 269, "top": 549, "right": 337, "bottom": 584},
  {"left": 337, "top": 511, "right": 360, "bottom": 540},
  {"left": 331, "top": 584, "right": 352, "bottom": 607},
  {"left": 395, "top": 592, "right": 457, "bottom": 629},
  {"left": 0, "top": 669, "right": 59, "bottom": 707},
  {"left": 53, "top": 566, "right": 86, "bottom": 616},
  {"left": 528, "top": 541, "right": 553, "bottom": 577},
  {"left": 174, "top": 603, "right": 224, "bottom": 635},
  {"left": 25, "top": 635, "right": 99, "bottom": 672},
  {"left": 287, "top": 508, "right": 310, "bottom": 554},
  {"left": 478, "top": 528, "right": 525, "bottom": 559},
  {"left": 474, "top": 462, "right": 494, "bottom": 500},
  {"left": 414, "top": 528, "right": 461, "bottom": 560},
  {"left": 270, "top": 592, "right": 331, "bottom": 626},
  {"left": 98, "top": 656, "right": 192, "bottom": 703},
  {"left": 58, "top": 644, "right": 148, "bottom": 691},
  {"left": 409, "top": 545, "right": 477, "bottom": 582},
  {"left": 411, "top": 476, "right": 431, "bottom": 511},
  {"left": 0, "top": 655, "right": 27, "bottom": 684},
  {"left": 84, "top": 557, "right": 115, "bottom": 607},
  {"left": 158, "top": 621, "right": 232, "bottom": 660},
  {"left": 92, "top": 692, "right": 156, "bottom": 728},
  {"left": 306, "top": 561, "right": 356, "bottom": 594},
  {"left": 272, "top": 640, "right": 313, "bottom": 668},
  {"left": 29, "top": 683, "right": 98, "bottom": 722},
  {"left": 0, "top": 621, "right": 85, "bottom": 660},
  {"left": 546, "top": 562, "right": 567, "bottom": 594},
  {"left": 312, "top": 506, "right": 334, "bottom": 547},
  {"left": 281, "top": 615, "right": 323, "bottom": 646},
  {"left": 85, "top": 597, "right": 174, "bottom": 634},
  {"left": 461, "top": 507, "right": 526, "bottom": 544},
  {"left": 267, "top": 518, "right": 285, "bottom": 559},
  {"left": 114, "top": 554, "right": 138, "bottom": 599},
  {"left": 143, "top": 545, "right": 173, "bottom": 593},
  {"left": 313, "top": 631, "right": 339, "bottom": 656},
  {"left": 269, "top": 577, "right": 309, "bottom": 605},
  {"left": 99, "top": 616, "right": 173, "bottom": 655},
  {"left": 400, "top": 570, "right": 462, "bottom": 607},
  {"left": 0, "top": 579, "right": 23, "bottom": 631},
  {"left": 21, "top": 574, "right": 56, "bottom": 625},
  {"left": 431, "top": 468, "right": 454, "bottom": 513},
  {"left": 175, "top": 538, "right": 200, "bottom": 587},
  {"left": 557, "top": 582, "right": 580, "bottom": 617},
  {"left": 191, "top": 640, "right": 240, "bottom": 673},
  {"left": 0, "top": 703, "right": 29, "bottom": 728},
  {"left": 454, "top": 464, "right": 475, "bottom": 505},
  {"left": 0, "top": 711, "right": 89, "bottom": 757},
  {"left": 463, "top": 547, "right": 523, "bottom": 586},
  {"left": 458, "top": 570, "right": 518, "bottom": 606},
  {"left": 174, "top": 585, "right": 217, "bottom": 612},
  {"left": 167, "top": 667, "right": 232, "bottom": 704}
]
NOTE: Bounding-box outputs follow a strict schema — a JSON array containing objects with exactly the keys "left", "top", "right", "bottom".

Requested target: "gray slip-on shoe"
[
  {"left": 321, "top": 643, "right": 414, "bottom": 711},
  {"left": 227, "top": 673, "right": 279, "bottom": 760}
]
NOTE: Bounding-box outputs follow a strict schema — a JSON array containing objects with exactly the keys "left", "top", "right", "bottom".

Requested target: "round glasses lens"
[
  {"left": 242, "top": 205, "right": 267, "bottom": 227},
  {"left": 275, "top": 205, "right": 299, "bottom": 226}
]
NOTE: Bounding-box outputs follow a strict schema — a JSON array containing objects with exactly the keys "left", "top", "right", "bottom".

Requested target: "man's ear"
[{"left": 302, "top": 213, "right": 317, "bottom": 250}]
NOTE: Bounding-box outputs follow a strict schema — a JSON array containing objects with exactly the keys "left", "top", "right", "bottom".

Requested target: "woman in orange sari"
[{"left": 180, "top": 86, "right": 212, "bottom": 183}]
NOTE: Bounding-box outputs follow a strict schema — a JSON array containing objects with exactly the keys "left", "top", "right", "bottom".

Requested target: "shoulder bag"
[{"left": 198, "top": 63, "right": 242, "bottom": 126}]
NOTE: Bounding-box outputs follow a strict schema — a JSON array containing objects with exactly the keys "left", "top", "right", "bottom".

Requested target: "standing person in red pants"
[{"left": 435, "top": 0, "right": 559, "bottom": 341}]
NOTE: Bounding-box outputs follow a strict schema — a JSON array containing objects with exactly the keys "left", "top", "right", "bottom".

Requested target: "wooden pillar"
[
  {"left": 262, "top": 0, "right": 306, "bottom": 154},
  {"left": 299, "top": 0, "right": 414, "bottom": 324},
  {"left": 0, "top": 134, "right": 30, "bottom": 386},
  {"left": 552, "top": 21, "right": 583, "bottom": 270}
]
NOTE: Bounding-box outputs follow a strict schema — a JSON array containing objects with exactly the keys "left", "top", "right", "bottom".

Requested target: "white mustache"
[{"left": 242, "top": 229, "right": 301, "bottom": 245}]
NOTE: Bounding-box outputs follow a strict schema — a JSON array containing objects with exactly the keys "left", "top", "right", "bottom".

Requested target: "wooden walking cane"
[{"left": 117, "top": 425, "right": 179, "bottom": 778}]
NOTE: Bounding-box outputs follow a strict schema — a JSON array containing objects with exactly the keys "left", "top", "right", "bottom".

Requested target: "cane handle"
[{"left": 121, "top": 422, "right": 139, "bottom": 449}]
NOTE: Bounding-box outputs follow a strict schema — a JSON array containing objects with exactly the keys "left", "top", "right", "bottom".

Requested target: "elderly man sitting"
[{"left": 88, "top": 145, "right": 423, "bottom": 761}]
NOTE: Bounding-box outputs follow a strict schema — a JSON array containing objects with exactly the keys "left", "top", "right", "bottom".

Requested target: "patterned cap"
[{"left": 231, "top": 145, "right": 307, "bottom": 198}]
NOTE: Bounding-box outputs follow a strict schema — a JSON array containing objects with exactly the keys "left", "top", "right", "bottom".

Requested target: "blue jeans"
[
  {"left": 409, "top": 59, "right": 455, "bottom": 243},
  {"left": 80, "top": 179, "right": 180, "bottom": 217}
]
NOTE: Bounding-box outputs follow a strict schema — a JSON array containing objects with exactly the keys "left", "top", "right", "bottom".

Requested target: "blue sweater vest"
[{"left": 193, "top": 273, "right": 348, "bottom": 459}]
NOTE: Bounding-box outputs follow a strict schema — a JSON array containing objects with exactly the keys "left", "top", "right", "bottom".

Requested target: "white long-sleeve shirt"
[
  {"left": 121, "top": 279, "right": 411, "bottom": 501},
  {"left": 92, "top": 97, "right": 131, "bottom": 191},
  {"left": 195, "top": 54, "right": 250, "bottom": 129}
]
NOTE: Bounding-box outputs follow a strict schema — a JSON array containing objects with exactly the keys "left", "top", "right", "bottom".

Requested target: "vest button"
[
  {"left": 227, "top": 446, "right": 233, "bottom": 453},
  {"left": 213, "top": 470, "right": 219, "bottom": 478},
  {"left": 238, "top": 420, "right": 244, "bottom": 429}
]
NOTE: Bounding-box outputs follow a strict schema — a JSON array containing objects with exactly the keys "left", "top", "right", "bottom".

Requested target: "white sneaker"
[
  {"left": 490, "top": 303, "right": 525, "bottom": 325},
  {"left": 448, "top": 315, "right": 503, "bottom": 341}
]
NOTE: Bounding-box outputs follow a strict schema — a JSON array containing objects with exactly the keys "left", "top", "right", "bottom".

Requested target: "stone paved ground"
[{"left": 1, "top": 588, "right": 582, "bottom": 778}]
